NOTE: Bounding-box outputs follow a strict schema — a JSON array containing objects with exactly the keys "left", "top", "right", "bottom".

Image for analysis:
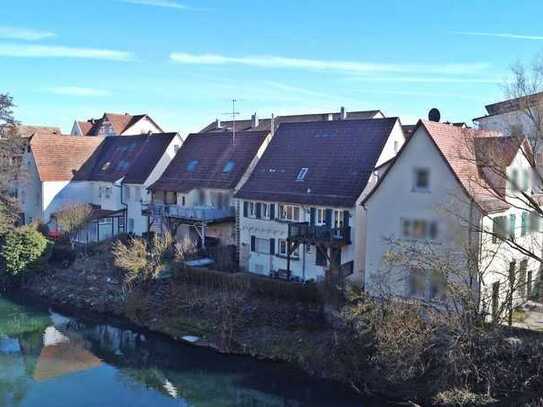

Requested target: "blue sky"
[{"left": 1, "top": 0, "right": 543, "bottom": 133}]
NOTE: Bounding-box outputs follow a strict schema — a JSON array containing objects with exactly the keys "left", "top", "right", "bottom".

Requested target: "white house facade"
[
  {"left": 363, "top": 120, "right": 542, "bottom": 318},
  {"left": 235, "top": 118, "right": 405, "bottom": 283}
]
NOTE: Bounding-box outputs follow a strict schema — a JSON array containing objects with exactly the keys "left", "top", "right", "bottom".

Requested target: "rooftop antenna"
[{"left": 222, "top": 99, "right": 240, "bottom": 146}]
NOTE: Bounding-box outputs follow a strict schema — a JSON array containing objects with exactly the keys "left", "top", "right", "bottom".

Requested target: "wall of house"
[
  {"left": 239, "top": 201, "right": 355, "bottom": 282},
  {"left": 122, "top": 117, "right": 162, "bottom": 135},
  {"left": 20, "top": 152, "right": 43, "bottom": 224},
  {"left": 364, "top": 127, "right": 478, "bottom": 301},
  {"left": 375, "top": 120, "right": 406, "bottom": 167}
]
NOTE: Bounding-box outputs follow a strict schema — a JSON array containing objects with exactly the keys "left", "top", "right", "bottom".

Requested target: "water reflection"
[{"left": 0, "top": 296, "right": 373, "bottom": 406}]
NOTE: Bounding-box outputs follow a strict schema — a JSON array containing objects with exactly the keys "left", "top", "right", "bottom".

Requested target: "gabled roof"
[
  {"left": 30, "top": 134, "right": 103, "bottom": 182},
  {"left": 362, "top": 120, "right": 532, "bottom": 213},
  {"left": 16, "top": 125, "right": 62, "bottom": 138},
  {"left": 474, "top": 92, "right": 543, "bottom": 121},
  {"left": 235, "top": 118, "right": 400, "bottom": 207},
  {"left": 75, "top": 133, "right": 177, "bottom": 184},
  {"left": 150, "top": 131, "right": 269, "bottom": 193},
  {"left": 200, "top": 109, "right": 384, "bottom": 133},
  {"left": 76, "top": 112, "right": 163, "bottom": 137}
]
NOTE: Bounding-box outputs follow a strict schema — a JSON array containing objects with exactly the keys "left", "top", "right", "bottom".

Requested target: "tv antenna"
[{"left": 222, "top": 99, "right": 240, "bottom": 146}]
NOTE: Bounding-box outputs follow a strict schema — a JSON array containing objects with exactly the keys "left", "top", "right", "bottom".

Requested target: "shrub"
[{"left": 1, "top": 226, "right": 49, "bottom": 276}]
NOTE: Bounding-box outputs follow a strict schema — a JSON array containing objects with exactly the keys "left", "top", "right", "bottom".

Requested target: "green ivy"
[{"left": 1, "top": 226, "right": 49, "bottom": 276}]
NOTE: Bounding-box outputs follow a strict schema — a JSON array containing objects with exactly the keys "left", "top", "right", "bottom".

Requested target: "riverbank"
[{"left": 17, "top": 243, "right": 362, "bottom": 397}]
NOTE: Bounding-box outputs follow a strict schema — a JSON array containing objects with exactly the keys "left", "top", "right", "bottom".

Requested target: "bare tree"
[{"left": 54, "top": 202, "right": 93, "bottom": 247}]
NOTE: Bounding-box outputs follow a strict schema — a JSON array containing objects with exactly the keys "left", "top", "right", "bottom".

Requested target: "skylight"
[
  {"left": 101, "top": 162, "right": 111, "bottom": 171},
  {"left": 296, "top": 167, "right": 309, "bottom": 181},
  {"left": 187, "top": 160, "right": 199, "bottom": 172},
  {"left": 223, "top": 160, "right": 235, "bottom": 173}
]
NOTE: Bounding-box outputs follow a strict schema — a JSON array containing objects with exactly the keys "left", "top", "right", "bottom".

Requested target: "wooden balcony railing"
[
  {"left": 142, "top": 203, "right": 235, "bottom": 223},
  {"left": 288, "top": 222, "right": 351, "bottom": 246}
]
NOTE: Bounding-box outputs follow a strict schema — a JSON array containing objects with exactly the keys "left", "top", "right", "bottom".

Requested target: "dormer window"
[
  {"left": 187, "top": 160, "right": 199, "bottom": 172},
  {"left": 413, "top": 168, "right": 430, "bottom": 192},
  {"left": 223, "top": 160, "right": 235, "bottom": 173},
  {"left": 296, "top": 167, "right": 309, "bottom": 181}
]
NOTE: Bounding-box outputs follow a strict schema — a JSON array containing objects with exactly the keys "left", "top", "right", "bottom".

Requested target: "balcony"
[
  {"left": 288, "top": 222, "right": 351, "bottom": 247},
  {"left": 143, "top": 203, "right": 235, "bottom": 223}
]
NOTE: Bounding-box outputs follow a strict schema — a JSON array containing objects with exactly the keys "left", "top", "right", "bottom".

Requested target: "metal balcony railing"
[
  {"left": 288, "top": 222, "right": 351, "bottom": 246},
  {"left": 143, "top": 203, "right": 235, "bottom": 223}
]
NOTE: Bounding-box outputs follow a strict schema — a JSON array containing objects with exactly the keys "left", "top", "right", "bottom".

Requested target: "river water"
[{"left": 0, "top": 295, "right": 381, "bottom": 407}]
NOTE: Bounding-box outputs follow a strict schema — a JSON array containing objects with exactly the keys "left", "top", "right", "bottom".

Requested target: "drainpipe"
[{"left": 116, "top": 181, "right": 128, "bottom": 235}]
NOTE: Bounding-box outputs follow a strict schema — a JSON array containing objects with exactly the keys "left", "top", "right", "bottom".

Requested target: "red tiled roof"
[
  {"left": 363, "top": 120, "right": 531, "bottom": 213},
  {"left": 77, "top": 113, "right": 162, "bottom": 137},
  {"left": 30, "top": 134, "right": 103, "bottom": 182},
  {"left": 16, "top": 125, "right": 62, "bottom": 138},
  {"left": 235, "top": 118, "right": 400, "bottom": 207},
  {"left": 151, "top": 131, "right": 269, "bottom": 193}
]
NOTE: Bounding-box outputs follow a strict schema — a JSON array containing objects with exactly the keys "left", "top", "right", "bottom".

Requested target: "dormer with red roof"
[{"left": 71, "top": 112, "right": 163, "bottom": 137}]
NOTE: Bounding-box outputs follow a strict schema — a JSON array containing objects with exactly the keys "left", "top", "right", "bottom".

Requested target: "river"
[{"left": 0, "top": 294, "right": 384, "bottom": 407}]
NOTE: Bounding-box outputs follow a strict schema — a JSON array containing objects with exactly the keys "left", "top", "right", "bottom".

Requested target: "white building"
[
  {"left": 21, "top": 131, "right": 182, "bottom": 242},
  {"left": 363, "top": 120, "right": 542, "bottom": 318},
  {"left": 235, "top": 118, "right": 405, "bottom": 283},
  {"left": 20, "top": 133, "right": 103, "bottom": 225},
  {"left": 148, "top": 130, "right": 271, "bottom": 252},
  {"left": 71, "top": 112, "right": 163, "bottom": 137}
]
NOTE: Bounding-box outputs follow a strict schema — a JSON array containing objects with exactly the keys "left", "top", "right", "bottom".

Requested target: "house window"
[
  {"left": 165, "top": 191, "right": 177, "bottom": 205},
  {"left": 529, "top": 212, "right": 541, "bottom": 232},
  {"left": 522, "top": 169, "right": 530, "bottom": 192},
  {"left": 521, "top": 212, "right": 528, "bottom": 236},
  {"left": 510, "top": 168, "right": 519, "bottom": 191},
  {"left": 279, "top": 204, "right": 300, "bottom": 222},
  {"left": 187, "top": 160, "right": 199, "bottom": 172},
  {"left": 316, "top": 208, "right": 325, "bottom": 225},
  {"left": 334, "top": 209, "right": 344, "bottom": 228},
  {"left": 249, "top": 202, "right": 256, "bottom": 218},
  {"left": 429, "top": 272, "right": 447, "bottom": 302},
  {"left": 393, "top": 140, "right": 400, "bottom": 153},
  {"left": 99, "top": 217, "right": 112, "bottom": 225},
  {"left": 509, "top": 214, "right": 516, "bottom": 239},
  {"left": 278, "top": 239, "right": 299, "bottom": 258},
  {"left": 492, "top": 216, "right": 507, "bottom": 243},
  {"left": 254, "top": 238, "right": 270, "bottom": 254},
  {"left": 408, "top": 269, "right": 426, "bottom": 298},
  {"left": 124, "top": 185, "right": 131, "bottom": 201},
  {"left": 223, "top": 160, "right": 235, "bottom": 173},
  {"left": 296, "top": 167, "right": 309, "bottom": 181},
  {"left": 316, "top": 246, "right": 327, "bottom": 266},
  {"left": 104, "top": 187, "right": 112, "bottom": 199},
  {"left": 261, "top": 203, "right": 269, "bottom": 219},
  {"left": 401, "top": 219, "right": 438, "bottom": 240},
  {"left": 128, "top": 218, "right": 135, "bottom": 233},
  {"left": 413, "top": 168, "right": 430, "bottom": 192},
  {"left": 519, "top": 259, "right": 528, "bottom": 299}
]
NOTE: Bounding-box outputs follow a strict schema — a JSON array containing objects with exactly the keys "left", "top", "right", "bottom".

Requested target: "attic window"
[
  {"left": 223, "top": 160, "right": 235, "bottom": 173},
  {"left": 101, "top": 162, "right": 111, "bottom": 171},
  {"left": 187, "top": 160, "right": 199, "bottom": 172},
  {"left": 296, "top": 167, "right": 309, "bottom": 181}
]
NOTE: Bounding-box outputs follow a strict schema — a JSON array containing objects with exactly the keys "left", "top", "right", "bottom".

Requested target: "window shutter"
[
  {"left": 310, "top": 208, "right": 316, "bottom": 225},
  {"left": 256, "top": 203, "right": 262, "bottom": 219},
  {"left": 270, "top": 238, "right": 275, "bottom": 255},
  {"left": 269, "top": 204, "right": 275, "bottom": 220},
  {"left": 243, "top": 201, "right": 248, "bottom": 217},
  {"left": 343, "top": 210, "right": 349, "bottom": 228},
  {"left": 250, "top": 236, "right": 256, "bottom": 252},
  {"left": 325, "top": 209, "right": 332, "bottom": 227}
]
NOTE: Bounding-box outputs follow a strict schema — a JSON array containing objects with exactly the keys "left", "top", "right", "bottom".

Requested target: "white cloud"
[
  {"left": 454, "top": 31, "right": 543, "bottom": 41},
  {"left": 169, "top": 52, "right": 489, "bottom": 75},
  {"left": 0, "top": 44, "right": 133, "bottom": 61},
  {"left": 118, "top": 0, "right": 191, "bottom": 9},
  {"left": 0, "top": 26, "right": 56, "bottom": 41},
  {"left": 346, "top": 76, "right": 504, "bottom": 84},
  {"left": 46, "top": 87, "right": 112, "bottom": 97}
]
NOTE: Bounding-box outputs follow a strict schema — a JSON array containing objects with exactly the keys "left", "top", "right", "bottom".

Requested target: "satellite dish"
[{"left": 428, "top": 108, "right": 441, "bottom": 122}]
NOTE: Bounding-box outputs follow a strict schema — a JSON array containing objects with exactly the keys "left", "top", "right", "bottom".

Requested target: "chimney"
[
  {"left": 340, "top": 106, "right": 347, "bottom": 120},
  {"left": 270, "top": 113, "right": 275, "bottom": 136},
  {"left": 215, "top": 118, "right": 222, "bottom": 129},
  {"left": 251, "top": 112, "right": 259, "bottom": 128}
]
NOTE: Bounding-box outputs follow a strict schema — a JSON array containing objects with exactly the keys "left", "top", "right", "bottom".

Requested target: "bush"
[{"left": 1, "top": 226, "right": 50, "bottom": 276}]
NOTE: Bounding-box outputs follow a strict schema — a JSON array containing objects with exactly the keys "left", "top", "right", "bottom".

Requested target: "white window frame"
[
  {"left": 254, "top": 238, "right": 270, "bottom": 254},
  {"left": 279, "top": 204, "right": 300, "bottom": 222},
  {"left": 296, "top": 167, "right": 309, "bottom": 181},
  {"left": 413, "top": 168, "right": 430, "bottom": 192},
  {"left": 333, "top": 209, "right": 343, "bottom": 228},
  {"left": 316, "top": 208, "right": 325, "bottom": 226},
  {"left": 249, "top": 201, "right": 256, "bottom": 218},
  {"left": 278, "top": 239, "right": 299, "bottom": 258}
]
